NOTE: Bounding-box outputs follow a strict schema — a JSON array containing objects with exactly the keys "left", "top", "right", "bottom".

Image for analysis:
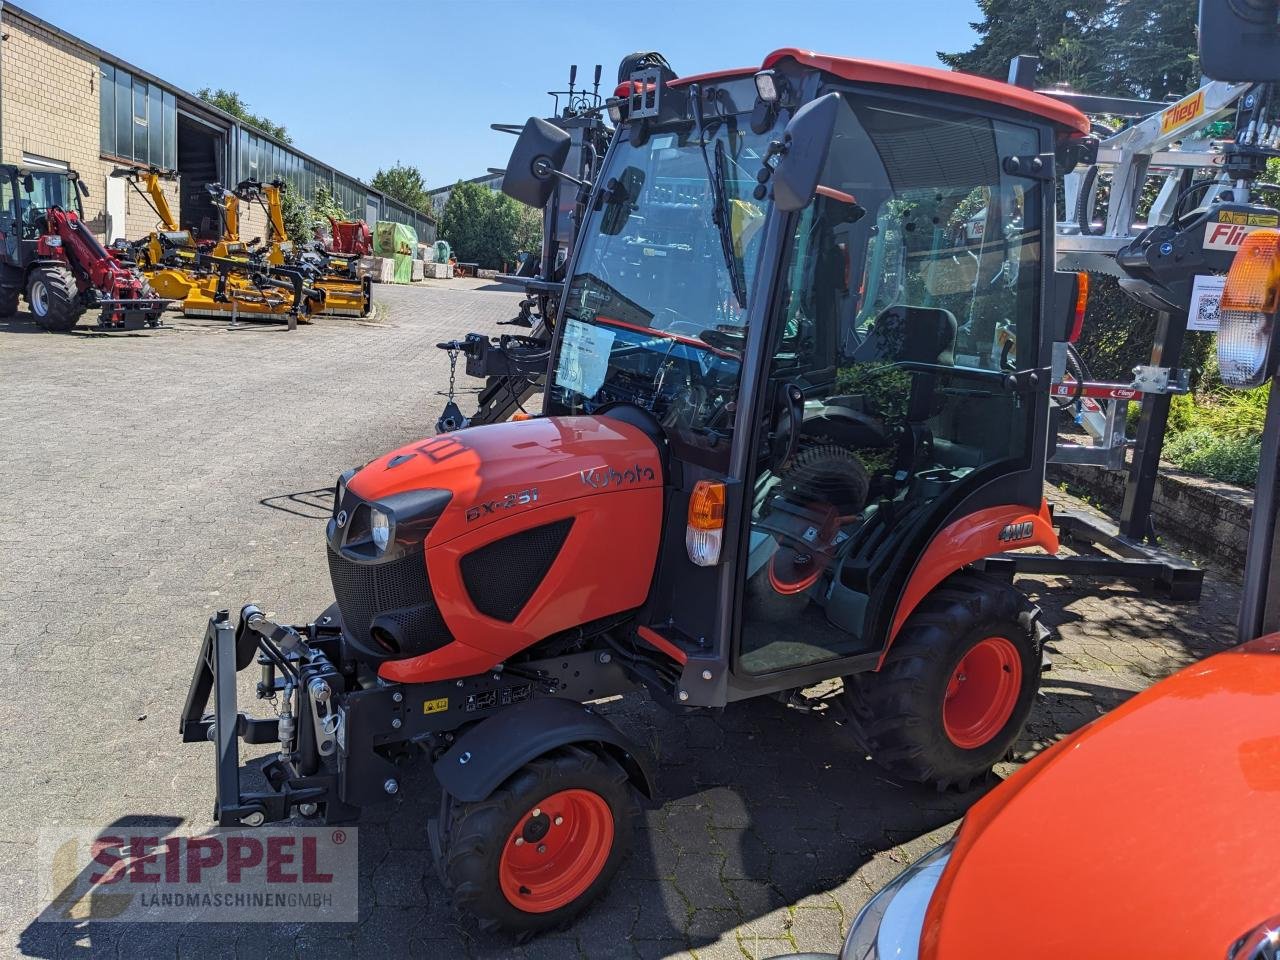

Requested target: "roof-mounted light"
[
  {"left": 754, "top": 69, "right": 780, "bottom": 104},
  {"left": 606, "top": 97, "right": 624, "bottom": 126}
]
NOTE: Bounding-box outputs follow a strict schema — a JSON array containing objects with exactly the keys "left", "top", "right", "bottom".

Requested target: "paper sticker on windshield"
[{"left": 556, "top": 318, "right": 616, "bottom": 398}]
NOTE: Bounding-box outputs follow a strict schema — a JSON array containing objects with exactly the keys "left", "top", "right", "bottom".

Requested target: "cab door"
[{"left": 731, "top": 92, "right": 1050, "bottom": 690}]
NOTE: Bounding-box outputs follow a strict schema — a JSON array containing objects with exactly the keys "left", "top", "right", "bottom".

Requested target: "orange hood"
[
  {"left": 923, "top": 634, "right": 1280, "bottom": 960},
  {"left": 347, "top": 415, "right": 663, "bottom": 546}
]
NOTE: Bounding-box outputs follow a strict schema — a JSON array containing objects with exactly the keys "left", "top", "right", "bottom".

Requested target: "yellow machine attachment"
[
  {"left": 242, "top": 179, "right": 372, "bottom": 318},
  {"left": 112, "top": 171, "right": 322, "bottom": 324},
  {"left": 113, "top": 168, "right": 201, "bottom": 274}
]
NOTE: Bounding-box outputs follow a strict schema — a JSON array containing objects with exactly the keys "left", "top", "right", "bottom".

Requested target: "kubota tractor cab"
[
  {"left": 181, "top": 50, "right": 1093, "bottom": 934},
  {"left": 0, "top": 164, "right": 168, "bottom": 331}
]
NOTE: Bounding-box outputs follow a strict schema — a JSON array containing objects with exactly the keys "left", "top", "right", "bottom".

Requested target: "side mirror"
[
  {"left": 600, "top": 166, "right": 645, "bottom": 236},
  {"left": 21, "top": 174, "right": 33, "bottom": 193},
  {"left": 502, "top": 116, "right": 572, "bottom": 209},
  {"left": 75, "top": 178, "right": 90, "bottom": 198},
  {"left": 1199, "top": 0, "right": 1280, "bottom": 81},
  {"left": 771, "top": 92, "right": 841, "bottom": 212}
]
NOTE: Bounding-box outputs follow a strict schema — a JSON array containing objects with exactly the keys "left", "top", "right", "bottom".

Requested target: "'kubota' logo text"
[{"left": 580, "top": 464, "right": 656, "bottom": 489}]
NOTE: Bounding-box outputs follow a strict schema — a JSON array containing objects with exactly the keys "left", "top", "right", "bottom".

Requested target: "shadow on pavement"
[{"left": 16, "top": 677, "right": 1151, "bottom": 960}]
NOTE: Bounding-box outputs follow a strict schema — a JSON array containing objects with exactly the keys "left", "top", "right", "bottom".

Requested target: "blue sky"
[{"left": 20, "top": 0, "right": 981, "bottom": 189}]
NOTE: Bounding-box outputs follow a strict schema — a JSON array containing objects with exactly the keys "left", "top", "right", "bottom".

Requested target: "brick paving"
[{"left": 0, "top": 281, "right": 1242, "bottom": 959}]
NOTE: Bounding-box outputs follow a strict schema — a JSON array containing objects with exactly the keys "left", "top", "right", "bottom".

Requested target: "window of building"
[{"left": 99, "top": 61, "right": 176, "bottom": 169}]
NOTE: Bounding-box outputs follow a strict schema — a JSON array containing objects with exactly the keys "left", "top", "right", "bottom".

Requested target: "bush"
[{"left": 1163, "top": 427, "right": 1262, "bottom": 486}]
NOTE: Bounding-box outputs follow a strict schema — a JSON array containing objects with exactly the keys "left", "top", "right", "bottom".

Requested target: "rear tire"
[
  {"left": 439, "top": 745, "right": 638, "bottom": 936},
  {"left": 843, "top": 570, "right": 1043, "bottom": 790},
  {"left": 27, "top": 266, "right": 83, "bottom": 332}
]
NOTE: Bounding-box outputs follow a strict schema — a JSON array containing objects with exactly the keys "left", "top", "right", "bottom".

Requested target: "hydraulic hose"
[{"left": 1075, "top": 165, "right": 1101, "bottom": 236}]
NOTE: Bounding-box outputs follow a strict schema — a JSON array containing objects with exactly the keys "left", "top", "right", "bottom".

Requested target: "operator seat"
[{"left": 850, "top": 303, "right": 958, "bottom": 367}]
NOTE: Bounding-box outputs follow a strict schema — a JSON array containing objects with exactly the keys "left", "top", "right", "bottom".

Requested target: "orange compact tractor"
[{"left": 182, "top": 51, "right": 1096, "bottom": 933}]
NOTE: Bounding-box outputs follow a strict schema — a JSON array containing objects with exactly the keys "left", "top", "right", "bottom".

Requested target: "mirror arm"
[{"left": 548, "top": 168, "right": 589, "bottom": 190}]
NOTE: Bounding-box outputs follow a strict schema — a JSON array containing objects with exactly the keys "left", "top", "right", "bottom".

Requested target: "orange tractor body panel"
[
  {"left": 920, "top": 634, "right": 1280, "bottom": 960},
  {"left": 349, "top": 416, "right": 664, "bottom": 684}
]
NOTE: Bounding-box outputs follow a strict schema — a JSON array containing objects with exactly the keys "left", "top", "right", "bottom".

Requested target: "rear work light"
[
  {"left": 1219, "top": 229, "right": 1280, "bottom": 389},
  {"left": 686, "top": 480, "right": 726, "bottom": 567},
  {"left": 1069, "top": 271, "right": 1089, "bottom": 343}
]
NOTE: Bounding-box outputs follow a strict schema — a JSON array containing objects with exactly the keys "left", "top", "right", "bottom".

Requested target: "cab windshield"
[
  {"left": 547, "top": 98, "right": 781, "bottom": 466},
  {"left": 4, "top": 170, "right": 83, "bottom": 239}
]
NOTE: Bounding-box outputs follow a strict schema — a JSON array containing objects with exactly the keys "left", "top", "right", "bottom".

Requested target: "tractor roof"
[{"left": 671, "top": 50, "right": 1091, "bottom": 135}]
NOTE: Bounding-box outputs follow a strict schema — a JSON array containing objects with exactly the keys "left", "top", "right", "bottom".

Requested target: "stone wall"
[{"left": 1048, "top": 461, "right": 1253, "bottom": 570}]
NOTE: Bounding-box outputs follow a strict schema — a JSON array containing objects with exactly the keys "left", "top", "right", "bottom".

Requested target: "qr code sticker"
[{"left": 1197, "top": 294, "right": 1220, "bottom": 324}]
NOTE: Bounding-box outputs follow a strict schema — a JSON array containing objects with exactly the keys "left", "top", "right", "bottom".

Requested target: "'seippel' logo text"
[{"left": 36, "top": 826, "right": 358, "bottom": 923}]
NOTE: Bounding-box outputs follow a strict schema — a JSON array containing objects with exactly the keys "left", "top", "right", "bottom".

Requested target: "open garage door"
[{"left": 177, "top": 112, "right": 225, "bottom": 240}]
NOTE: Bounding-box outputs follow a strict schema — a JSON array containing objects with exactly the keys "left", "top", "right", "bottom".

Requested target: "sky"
[{"left": 18, "top": 0, "right": 981, "bottom": 190}]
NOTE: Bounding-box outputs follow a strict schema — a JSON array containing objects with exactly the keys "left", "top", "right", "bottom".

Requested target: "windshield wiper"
[
  {"left": 713, "top": 139, "right": 748, "bottom": 309},
  {"left": 690, "top": 84, "right": 747, "bottom": 310}
]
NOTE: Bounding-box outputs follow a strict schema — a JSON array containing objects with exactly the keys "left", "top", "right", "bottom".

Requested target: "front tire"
[
  {"left": 27, "top": 266, "right": 84, "bottom": 332},
  {"left": 843, "top": 570, "right": 1043, "bottom": 790},
  {"left": 439, "top": 746, "right": 638, "bottom": 935}
]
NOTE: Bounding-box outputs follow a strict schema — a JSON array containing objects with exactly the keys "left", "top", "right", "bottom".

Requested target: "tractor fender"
[
  {"left": 879, "top": 499, "right": 1058, "bottom": 667},
  {"left": 432, "top": 696, "right": 657, "bottom": 804}
]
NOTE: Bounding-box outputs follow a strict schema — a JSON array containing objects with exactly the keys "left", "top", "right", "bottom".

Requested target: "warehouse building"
[
  {"left": 0, "top": 3, "right": 434, "bottom": 248},
  {"left": 427, "top": 171, "right": 504, "bottom": 217}
]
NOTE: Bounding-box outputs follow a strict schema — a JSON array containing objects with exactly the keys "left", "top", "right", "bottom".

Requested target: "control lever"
[
  {"left": 770, "top": 381, "right": 805, "bottom": 467},
  {"left": 243, "top": 608, "right": 305, "bottom": 655}
]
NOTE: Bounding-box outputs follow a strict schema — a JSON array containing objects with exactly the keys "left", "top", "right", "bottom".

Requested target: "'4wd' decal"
[{"left": 998, "top": 521, "right": 1035, "bottom": 542}]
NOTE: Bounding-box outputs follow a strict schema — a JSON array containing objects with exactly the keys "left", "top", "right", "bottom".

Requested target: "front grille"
[
  {"left": 460, "top": 518, "right": 574, "bottom": 622},
  {"left": 326, "top": 546, "right": 453, "bottom": 658}
]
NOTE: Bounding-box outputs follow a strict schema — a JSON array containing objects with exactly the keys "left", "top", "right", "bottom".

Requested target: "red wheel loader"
[
  {"left": 0, "top": 165, "right": 168, "bottom": 331},
  {"left": 180, "top": 50, "right": 1095, "bottom": 934}
]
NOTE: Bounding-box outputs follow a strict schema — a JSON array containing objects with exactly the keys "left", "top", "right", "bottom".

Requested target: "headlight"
[
  {"left": 842, "top": 840, "right": 953, "bottom": 960},
  {"left": 334, "top": 476, "right": 347, "bottom": 512},
  {"left": 370, "top": 507, "right": 391, "bottom": 552}
]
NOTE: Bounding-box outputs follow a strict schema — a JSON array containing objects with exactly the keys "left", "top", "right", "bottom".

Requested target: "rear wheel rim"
[
  {"left": 30, "top": 280, "right": 48, "bottom": 317},
  {"left": 943, "top": 635, "right": 1022, "bottom": 749},
  {"left": 498, "top": 788, "right": 614, "bottom": 913}
]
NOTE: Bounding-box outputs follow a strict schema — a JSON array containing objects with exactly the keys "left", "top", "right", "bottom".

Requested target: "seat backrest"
[{"left": 851, "top": 304, "right": 959, "bottom": 366}]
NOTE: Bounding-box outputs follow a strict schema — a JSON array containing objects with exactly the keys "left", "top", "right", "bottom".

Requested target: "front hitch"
[{"left": 180, "top": 607, "right": 353, "bottom": 826}]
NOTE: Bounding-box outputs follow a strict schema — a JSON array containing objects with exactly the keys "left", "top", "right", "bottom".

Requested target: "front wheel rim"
[
  {"left": 30, "top": 280, "right": 48, "bottom": 317},
  {"left": 498, "top": 788, "right": 614, "bottom": 913},
  {"left": 943, "top": 636, "right": 1023, "bottom": 749}
]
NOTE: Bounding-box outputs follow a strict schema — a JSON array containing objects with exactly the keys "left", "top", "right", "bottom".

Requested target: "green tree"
[
  {"left": 1100, "top": 0, "right": 1199, "bottom": 100},
  {"left": 197, "top": 88, "right": 290, "bottom": 143},
  {"left": 371, "top": 162, "right": 431, "bottom": 215},
  {"left": 439, "top": 181, "right": 539, "bottom": 269},
  {"left": 938, "top": 0, "right": 1198, "bottom": 98},
  {"left": 938, "top": 0, "right": 1110, "bottom": 89}
]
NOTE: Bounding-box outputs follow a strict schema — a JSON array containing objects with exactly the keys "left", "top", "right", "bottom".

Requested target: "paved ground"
[{"left": 0, "top": 281, "right": 1242, "bottom": 959}]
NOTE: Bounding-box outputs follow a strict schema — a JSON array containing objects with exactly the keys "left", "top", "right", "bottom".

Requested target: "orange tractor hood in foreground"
[{"left": 922, "top": 634, "right": 1280, "bottom": 960}]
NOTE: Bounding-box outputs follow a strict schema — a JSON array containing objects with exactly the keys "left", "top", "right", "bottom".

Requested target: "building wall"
[{"left": 0, "top": 11, "right": 181, "bottom": 242}]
